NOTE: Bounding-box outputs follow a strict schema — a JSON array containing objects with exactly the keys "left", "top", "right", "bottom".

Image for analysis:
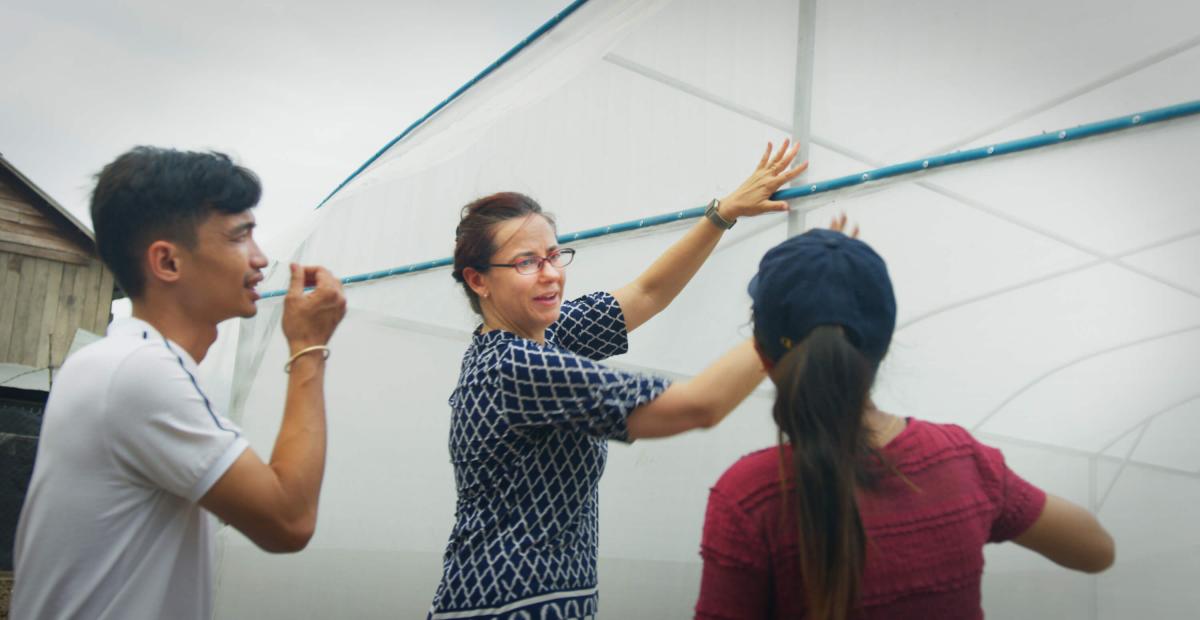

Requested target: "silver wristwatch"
[{"left": 704, "top": 198, "right": 735, "bottom": 230}]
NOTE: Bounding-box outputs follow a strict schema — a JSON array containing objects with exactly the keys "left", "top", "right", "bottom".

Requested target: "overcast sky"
[{"left": 1, "top": 0, "right": 572, "bottom": 245}]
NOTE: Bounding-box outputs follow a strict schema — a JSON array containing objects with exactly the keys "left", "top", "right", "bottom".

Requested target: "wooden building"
[
  {"left": 0, "top": 153, "right": 114, "bottom": 373},
  {"left": 1, "top": 154, "right": 116, "bottom": 605}
]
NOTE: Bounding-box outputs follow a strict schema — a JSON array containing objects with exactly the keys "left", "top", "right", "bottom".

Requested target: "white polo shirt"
[{"left": 11, "top": 317, "right": 248, "bottom": 620}]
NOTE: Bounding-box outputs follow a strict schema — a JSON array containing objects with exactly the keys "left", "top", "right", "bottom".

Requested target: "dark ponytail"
[{"left": 769, "top": 325, "right": 878, "bottom": 620}]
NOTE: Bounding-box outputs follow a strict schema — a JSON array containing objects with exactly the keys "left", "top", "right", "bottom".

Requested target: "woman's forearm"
[
  {"left": 612, "top": 216, "right": 727, "bottom": 332},
  {"left": 687, "top": 339, "right": 767, "bottom": 426},
  {"left": 626, "top": 339, "right": 765, "bottom": 439}
]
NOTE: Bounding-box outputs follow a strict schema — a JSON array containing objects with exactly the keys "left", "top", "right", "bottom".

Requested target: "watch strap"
[{"left": 705, "top": 198, "right": 735, "bottom": 229}]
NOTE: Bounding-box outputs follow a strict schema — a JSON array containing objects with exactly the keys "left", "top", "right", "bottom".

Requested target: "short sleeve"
[
  {"left": 498, "top": 340, "right": 669, "bottom": 441},
  {"left": 107, "top": 344, "right": 248, "bottom": 502},
  {"left": 695, "top": 486, "right": 771, "bottom": 620},
  {"left": 546, "top": 291, "right": 629, "bottom": 360},
  {"left": 975, "top": 441, "right": 1048, "bottom": 542}
]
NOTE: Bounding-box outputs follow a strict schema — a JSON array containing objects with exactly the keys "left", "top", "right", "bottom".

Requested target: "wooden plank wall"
[
  {"left": 0, "top": 179, "right": 90, "bottom": 265},
  {"left": 0, "top": 252, "right": 111, "bottom": 369},
  {"left": 0, "top": 178, "right": 112, "bottom": 370}
]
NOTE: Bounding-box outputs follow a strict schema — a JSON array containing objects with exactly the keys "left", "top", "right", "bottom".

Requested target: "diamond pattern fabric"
[{"left": 429, "top": 292, "right": 671, "bottom": 619}]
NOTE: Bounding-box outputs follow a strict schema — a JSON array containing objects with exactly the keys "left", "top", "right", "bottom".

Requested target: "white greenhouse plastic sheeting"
[{"left": 198, "top": 0, "right": 1200, "bottom": 617}]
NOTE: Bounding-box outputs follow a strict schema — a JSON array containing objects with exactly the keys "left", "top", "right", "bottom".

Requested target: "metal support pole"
[{"left": 788, "top": 0, "right": 816, "bottom": 237}]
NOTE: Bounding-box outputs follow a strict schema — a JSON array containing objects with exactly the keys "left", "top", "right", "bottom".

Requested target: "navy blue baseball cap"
[{"left": 748, "top": 228, "right": 896, "bottom": 363}]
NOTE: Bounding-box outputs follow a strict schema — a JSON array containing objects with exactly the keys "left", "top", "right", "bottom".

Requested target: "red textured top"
[{"left": 695, "top": 418, "right": 1046, "bottom": 620}]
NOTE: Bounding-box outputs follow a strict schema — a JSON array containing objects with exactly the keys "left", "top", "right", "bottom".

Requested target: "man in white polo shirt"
[{"left": 10, "top": 147, "right": 347, "bottom": 619}]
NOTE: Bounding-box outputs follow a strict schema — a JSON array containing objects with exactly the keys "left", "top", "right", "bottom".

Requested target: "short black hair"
[{"left": 90, "top": 146, "right": 262, "bottom": 298}]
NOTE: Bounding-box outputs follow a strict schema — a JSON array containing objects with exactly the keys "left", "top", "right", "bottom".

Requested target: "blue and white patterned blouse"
[{"left": 429, "top": 292, "right": 671, "bottom": 619}]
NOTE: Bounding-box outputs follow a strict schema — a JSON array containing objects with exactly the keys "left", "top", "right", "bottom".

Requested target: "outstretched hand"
[
  {"left": 719, "top": 140, "right": 809, "bottom": 221},
  {"left": 828, "top": 212, "right": 860, "bottom": 238}
]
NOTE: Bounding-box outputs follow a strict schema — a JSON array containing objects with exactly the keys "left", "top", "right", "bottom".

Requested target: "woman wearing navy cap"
[
  {"left": 429, "top": 142, "right": 827, "bottom": 620},
  {"left": 695, "top": 228, "right": 1115, "bottom": 619}
]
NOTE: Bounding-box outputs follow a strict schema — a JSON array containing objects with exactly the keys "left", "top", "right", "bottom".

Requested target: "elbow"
[
  {"left": 681, "top": 385, "right": 727, "bottom": 430},
  {"left": 1063, "top": 531, "right": 1115, "bottom": 574},
  {"left": 278, "top": 521, "right": 316, "bottom": 553},
  {"left": 1076, "top": 553, "right": 1114, "bottom": 574},
  {"left": 1081, "top": 536, "right": 1116, "bottom": 574},
  {"left": 691, "top": 401, "right": 721, "bottom": 430},
  {"left": 255, "top": 514, "right": 317, "bottom": 554}
]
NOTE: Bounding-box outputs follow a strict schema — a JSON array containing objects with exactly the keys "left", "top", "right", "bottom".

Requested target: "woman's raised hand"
[
  {"left": 828, "top": 212, "right": 860, "bottom": 238},
  {"left": 718, "top": 140, "right": 809, "bottom": 221}
]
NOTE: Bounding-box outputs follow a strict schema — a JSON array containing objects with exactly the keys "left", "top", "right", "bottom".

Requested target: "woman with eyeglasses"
[
  {"left": 428, "top": 142, "right": 814, "bottom": 619},
  {"left": 694, "top": 229, "right": 1115, "bottom": 619}
]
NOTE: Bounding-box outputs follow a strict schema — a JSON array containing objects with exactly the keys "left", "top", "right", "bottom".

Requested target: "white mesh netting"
[{"left": 197, "top": 0, "right": 1200, "bottom": 616}]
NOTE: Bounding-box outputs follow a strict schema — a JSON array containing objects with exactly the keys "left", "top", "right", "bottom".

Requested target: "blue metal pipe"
[
  {"left": 261, "top": 99, "right": 1200, "bottom": 299},
  {"left": 774, "top": 100, "right": 1200, "bottom": 200}
]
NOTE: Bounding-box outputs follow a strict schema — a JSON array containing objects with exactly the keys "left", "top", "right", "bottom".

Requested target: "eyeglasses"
[{"left": 489, "top": 248, "right": 575, "bottom": 275}]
